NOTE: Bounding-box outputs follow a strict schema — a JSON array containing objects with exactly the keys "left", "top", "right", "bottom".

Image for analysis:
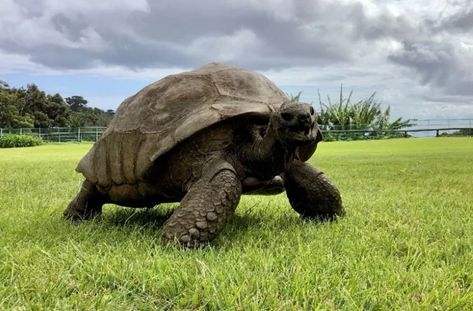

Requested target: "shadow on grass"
[
  {"left": 100, "top": 205, "right": 176, "bottom": 230},
  {"left": 87, "top": 206, "right": 269, "bottom": 250},
  {"left": 99, "top": 203, "right": 273, "bottom": 231},
  {"left": 56, "top": 203, "right": 309, "bottom": 250}
]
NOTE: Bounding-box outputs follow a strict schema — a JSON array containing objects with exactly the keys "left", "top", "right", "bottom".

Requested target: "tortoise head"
[{"left": 272, "top": 101, "right": 323, "bottom": 149}]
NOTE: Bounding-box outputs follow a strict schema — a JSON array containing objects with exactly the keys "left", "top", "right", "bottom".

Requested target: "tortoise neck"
[{"left": 241, "top": 118, "right": 296, "bottom": 179}]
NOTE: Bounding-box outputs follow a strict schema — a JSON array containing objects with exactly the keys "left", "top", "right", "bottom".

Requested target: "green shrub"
[
  {"left": 316, "top": 86, "right": 413, "bottom": 132},
  {"left": 290, "top": 86, "right": 413, "bottom": 141},
  {"left": 0, "top": 134, "right": 43, "bottom": 148}
]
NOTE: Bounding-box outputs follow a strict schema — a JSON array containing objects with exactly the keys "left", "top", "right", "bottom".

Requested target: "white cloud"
[
  {"left": 189, "top": 29, "right": 261, "bottom": 62},
  {"left": 41, "top": 0, "right": 150, "bottom": 16}
]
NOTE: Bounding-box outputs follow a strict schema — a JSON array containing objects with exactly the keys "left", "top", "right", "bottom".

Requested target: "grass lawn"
[{"left": 0, "top": 138, "right": 472, "bottom": 310}]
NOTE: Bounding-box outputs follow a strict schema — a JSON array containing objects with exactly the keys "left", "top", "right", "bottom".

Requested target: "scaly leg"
[
  {"left": 284, "top": 160, "right": 344, "bottom": 220},
  {"left": 161, "top": 161, "right": 242, "bottom": 247}
]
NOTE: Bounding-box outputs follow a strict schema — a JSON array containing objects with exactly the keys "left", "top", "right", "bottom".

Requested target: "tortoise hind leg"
[
  {"left": 161, "top": 160, "right": 242, "bottom": 247},
  {"left": 64, "top": 179, "right": 104, "bottom": 221},
  {"left": 284, "top": 160, "right": 344, "bottom": 220}
]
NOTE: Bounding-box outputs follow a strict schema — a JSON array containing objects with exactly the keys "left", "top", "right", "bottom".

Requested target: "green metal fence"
[
  {"left": 321, "top": 127, "right": 473, "bottom": 141},
  {"left": 0, "top": 127, "right": 106, "bottom": 142},
  {"left": 0, "top": 124, "right": 472, "bottom": 143}
]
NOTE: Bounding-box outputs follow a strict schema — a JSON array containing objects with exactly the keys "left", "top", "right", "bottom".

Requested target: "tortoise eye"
[{"left": 310, "top": 106, "right": 315, "bottom": 115}]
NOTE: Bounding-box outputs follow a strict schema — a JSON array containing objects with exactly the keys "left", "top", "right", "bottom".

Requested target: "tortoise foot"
[
  {"left": 64, "top": 180, "right": 103, "bottom": 222},
  {"left": 285, "top": 160, "right": 344, "bottom": 221},
  {"left": 64, "top": 198, "right": 102, "bottom": 221}
]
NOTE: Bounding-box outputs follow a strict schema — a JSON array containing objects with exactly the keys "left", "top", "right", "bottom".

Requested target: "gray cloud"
[
  {"left": 0, "top": 0, "right": 404, "bottom": 70},
  {"left": 0, "top": 0, "right": 472, "bottom": 108},
  {"left": 389, "top": 40, "right": 473, "bottom": 96},
  {"left": 387, "top": 1, "right": 473, "bottom": 97},
  {"left": 432, "top": 5, "right": 473, "bottom": 33}
]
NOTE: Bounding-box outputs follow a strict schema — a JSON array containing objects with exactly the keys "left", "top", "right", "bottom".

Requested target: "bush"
[
  {"left": 316, "top": 86, "right": 412, "bottom": 132},
  {"left": 0, "top": 134, "right": 43, "bottom": 148},
  {"left": 290, "top": 86, "right": 413, "bottom": 141}
]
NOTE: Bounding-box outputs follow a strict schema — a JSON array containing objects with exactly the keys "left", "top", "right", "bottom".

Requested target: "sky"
[{"left": 1, "top": 0, "right": 472, "bottom": 120}]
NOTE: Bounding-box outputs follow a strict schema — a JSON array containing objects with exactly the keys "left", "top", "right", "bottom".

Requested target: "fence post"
[
  {"left": 20, "top": 128, "right": 23, "bottom": 135},
  {"left": 95, "top": 127, "right": 98, "bottom": 142},
  {"left": 0, "top": 128, "right": 2, "bottom": 137},
  {"left": 77, "top": 128, "right": 81, "bottom": 142}
]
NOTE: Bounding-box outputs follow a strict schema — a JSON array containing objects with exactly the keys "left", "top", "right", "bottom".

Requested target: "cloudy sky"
[{"left": 1, "top": 0, "right": 472, "bottom": 120}]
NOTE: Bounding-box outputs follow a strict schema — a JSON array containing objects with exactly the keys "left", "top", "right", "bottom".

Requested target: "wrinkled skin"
[{"left": 65, "top": 101, "right": 344, "bottom": 247}]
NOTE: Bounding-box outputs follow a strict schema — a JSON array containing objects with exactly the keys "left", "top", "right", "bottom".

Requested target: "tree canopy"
[{"left": 0, "top": 82, "right": 114, "bottom": 128}]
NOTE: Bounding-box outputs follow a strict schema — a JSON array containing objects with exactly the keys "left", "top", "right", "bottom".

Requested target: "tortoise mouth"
[
  {"left": 289, "top": 124, "right": 311, "bottom": 136},
  {"left": 285, "top": 123, "right": 315, "bottom": 143}
]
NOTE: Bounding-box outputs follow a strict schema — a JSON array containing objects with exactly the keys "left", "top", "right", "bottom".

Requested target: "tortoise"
[{"left": 65, "top": 63, "right": 344, "bottom": 246}]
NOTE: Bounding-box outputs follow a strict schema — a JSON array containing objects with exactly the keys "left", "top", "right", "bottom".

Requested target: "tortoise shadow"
[
  {"left": 99, "top": 205, "right": 318, "bottom": 233},
  {"left": 101, "top": 206, "right": 175, "bottom": 230},
  {"left": 92, "top": 207, "right": 266, "bottom": 250},
  {"left": 95, "top": 204, "right": 270, "bottom": 241},
  {"left": 100, "top": 206, "right": 266, "bottom": 232},
  {"left": 83, "top": 205, "right": 330, "bottom": 249}
]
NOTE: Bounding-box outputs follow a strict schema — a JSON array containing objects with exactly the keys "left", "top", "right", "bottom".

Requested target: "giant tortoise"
[{"left": 65, "top": 63, "right": 344, "bottom": 246}]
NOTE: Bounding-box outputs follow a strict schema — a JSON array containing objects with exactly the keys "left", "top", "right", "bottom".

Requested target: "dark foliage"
[
  {"left": 66, "top": 96, "right": 114, "bottom": 127},
  {"left": 0, "top": 82, "right": 114, "bottom": 128}
]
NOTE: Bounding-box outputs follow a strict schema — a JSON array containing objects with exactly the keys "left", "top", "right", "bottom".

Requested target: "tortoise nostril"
[
  {"left": 281, "top": 112, "right": 293, "bottom": 121},
  {"left": 298, "top": 113, "right": 311, "bottom": 125}
]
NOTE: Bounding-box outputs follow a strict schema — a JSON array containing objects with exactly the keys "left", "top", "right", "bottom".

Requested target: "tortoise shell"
[{"left": 76, "top": 63, "right": 295, "bottom": 187}]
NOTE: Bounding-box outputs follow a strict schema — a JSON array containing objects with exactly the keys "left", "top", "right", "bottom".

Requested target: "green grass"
[{"left": 0, "top": 138, "right": 472, "bottom": 310}]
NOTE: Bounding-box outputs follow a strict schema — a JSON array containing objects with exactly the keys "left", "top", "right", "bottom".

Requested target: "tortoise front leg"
[
  {"left": 64, "top": 179, "right": 104, "bottom": 221},
  {"left": 161, "top": 161, "right": 242, "bottom": 247},
  {"left": 284, "top": 160, "right": 344, "bottom": 220}
]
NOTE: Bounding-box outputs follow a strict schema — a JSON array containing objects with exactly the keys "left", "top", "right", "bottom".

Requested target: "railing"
[
  {"left": 410, "top": 118, "right": 473, "bottom": 129},
  {"left": 322, "top": 127, "right": 473, "bottom": 141},
  {"left": 0, "top": 122, "right": 472, "bottom": 143},
  {"left": 0, "top": 127, "right": 106, "bottom": 142},
  {"left": 319, "top": 118, "right": 473, "bottom": 139}
]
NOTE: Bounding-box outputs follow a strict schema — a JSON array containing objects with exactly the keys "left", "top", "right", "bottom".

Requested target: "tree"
[
  {"left": 46, "top": 93, "right": 70, "bottom": 127},
  {"left": 65, "top": 96, "right": 88, "bottom": 111},
  {"left": 20, "top": 84, "right": 50, "bottom": 127},
  {"left": 0, "top": 81, "right": 114, "bottom": 128},
  {"left": 19, "top": 84, "right": 71, "bottom": 127},
  {"left": 66, "top": 95, "right": 115, "bottom": 126},
  {"left": 0, "top": 88, "right": 34, "bottom": 128}
]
